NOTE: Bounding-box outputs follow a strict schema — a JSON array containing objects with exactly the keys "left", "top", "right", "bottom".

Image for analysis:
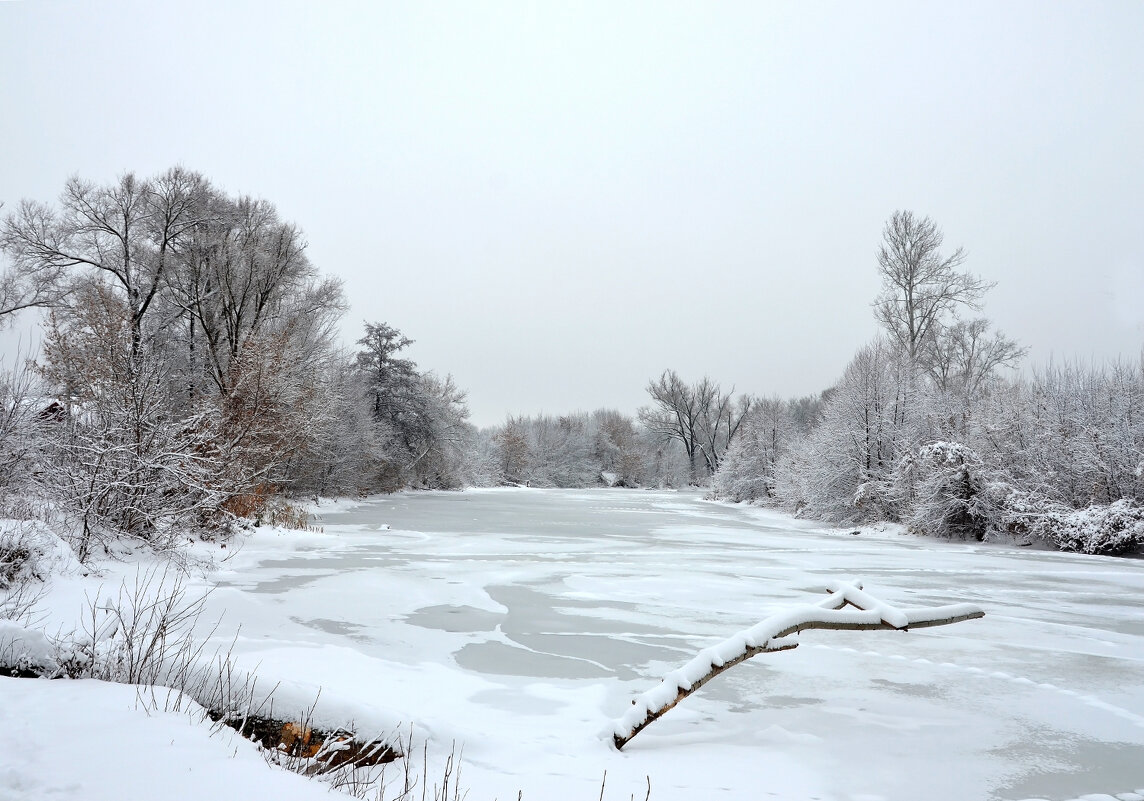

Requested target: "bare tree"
[
  {"left": 697, "top": 388, "right": 752, "bottom": 475},
  {"left": 36, "top": 283, "right": 223, "bottom": 561},
  {"left": 640, "top": 370, "right": 702, "bottom": 480},
  {"left": 873, "top": 211, "right": 992, "bottom": 363},
  {"left": 1, "top": 169, "right": 208, "bottom": 360},
  {"left": 926, "top": 317, "right": 1025, "bottom": 395},
  {"left": 166, "top": 192, "right": 344, "bottom": 399},
  {"left": 0, "top": 202, "right": 68, "bottom": 322},
  {"left": 639, "top": 370, "right": 751, "bottom": 482}
]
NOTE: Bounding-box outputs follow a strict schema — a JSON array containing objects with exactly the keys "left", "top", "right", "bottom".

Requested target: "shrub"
[
  {"left": 902, "top": 442, "right": 989, "bottom": 541},
  {"left": 988, "top": 489, "right": 1144, "bottom": 556},
  {"left": 0, "top": 528, "right": 35, "bottom": 589}
]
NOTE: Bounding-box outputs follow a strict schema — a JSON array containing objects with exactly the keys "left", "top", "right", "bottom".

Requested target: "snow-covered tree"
[
  {"left": 897, "top": 441, "right": 989, "bottom": 540},
  {"left": 774, "top": 340, "right": 928, "bottom": 523},
  {"left": 592, "top": 409, "right": 647, "bottom": 487},
  {"left": 0, "top": 354, "right": 40, "bottom": 493},
  {"left": 0, "top": 202, "right": 66, "bottom": 324},
  {"left": 472, "top": 408, "right": 683, "bottom": 489},
  {"left": 408, "top": 372, "right": 474, "bottom": 489},
  {"left": 36, "top": 284, "right": 223, "bottom": 560},
  {"left": 353, "top": 322, "right": 472, "bottom": 490},
  {"left": 926, "top": 317, "right": 1024, "bottom": 397},
  {"left": 712, "top": 396, "right": 799, "bottom": 503},
  {"left": 493, "top": 416, "right": 532, "bottom": 485}
]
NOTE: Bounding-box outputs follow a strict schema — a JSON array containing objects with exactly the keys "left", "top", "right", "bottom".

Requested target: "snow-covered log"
[{"left": 612, "top": 580, "right": 983, "bottom": 750}]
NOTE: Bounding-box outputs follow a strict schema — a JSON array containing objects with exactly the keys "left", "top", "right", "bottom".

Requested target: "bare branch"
[
  {"left": 612, "top": 580, "right": 984, "bottom": 750},
  {"left": 873, "top": 210, "right": 993, "bottom": 363}
]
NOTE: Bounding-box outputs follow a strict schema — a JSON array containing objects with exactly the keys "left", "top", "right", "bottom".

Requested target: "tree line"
[{"left": 1, "top": 171, "right": 1139, "bottom": 559}]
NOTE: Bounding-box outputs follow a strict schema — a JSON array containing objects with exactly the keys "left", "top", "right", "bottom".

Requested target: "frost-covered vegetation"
[
  {"left": 0, "top": 169, "right": 475, "bottom": 566},
  {"left": 716, "top": 350, "right": 1144, "bottom": 555},
  {"left": 712, "top": 212, "right": 1144, "bottom": 555}
]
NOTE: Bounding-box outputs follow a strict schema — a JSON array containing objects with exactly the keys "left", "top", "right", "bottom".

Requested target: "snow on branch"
[{"left": 611, "top": 580, "right": 983, "bottom": 750}]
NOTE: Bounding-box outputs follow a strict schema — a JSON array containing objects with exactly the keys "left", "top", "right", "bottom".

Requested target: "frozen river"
[{"left": 207, "top": 488, "right": 1144, "bottom": 801}]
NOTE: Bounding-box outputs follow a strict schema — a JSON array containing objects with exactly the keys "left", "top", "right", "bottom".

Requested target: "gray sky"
[{"left": 2, "top": 1, "right": 1142, "bottom": 426}]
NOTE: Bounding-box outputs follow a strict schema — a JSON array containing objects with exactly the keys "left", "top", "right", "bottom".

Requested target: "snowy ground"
[
  {"left": 6, "top": 488, "right": 1144, "bottom": 800},
  {"left": 0, "top": 676, "right": 336, "bottom": 801}
]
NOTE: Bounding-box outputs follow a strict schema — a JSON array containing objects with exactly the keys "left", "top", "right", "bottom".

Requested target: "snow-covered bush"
[
  {"left": 1, "top": 524, "right": 80, "bottom": 672},
  {"left": 0, "top": 620, "right": 60, "bottom": 676},
  {"left": 0, "top": 527, "right": 34, "bottom": 589},
  {"left": 765, "top": 343, "right": 1144, "bottom": 556},
  {"left": 901, "top": 442, "right": 989, "bottom": 540},
  {"left": 0, "top": 519, "right": 80, "bottom": 588},
  {"left": 712, "top": 433, "right": 773, "bottom": 502},
  {"left": 988, "top": 490, "right": 1144, "bottom": 555},
  {"left": 59, "top": 567, "right": 211, "bottom": 684}
]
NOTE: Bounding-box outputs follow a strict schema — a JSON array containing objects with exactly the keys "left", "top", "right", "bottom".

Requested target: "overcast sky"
[{"left": 1, "top": 1, "right": 1141, "bottom": 425}]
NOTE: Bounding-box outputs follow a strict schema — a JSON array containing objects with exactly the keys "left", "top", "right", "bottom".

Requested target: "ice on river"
[{"left": 199, "top": 488, "right": 1144, "bottom": 801}]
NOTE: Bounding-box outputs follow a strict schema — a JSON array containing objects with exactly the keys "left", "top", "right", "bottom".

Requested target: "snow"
[
  {"left": 4, "top": 487, "right": 1144, "bottom": 801},
  {"left": 0, "top": 518, "right": 85, "bottom": 579},
  {"left": 823, "top": 580, "right": 911, "bottom": 628},
  {"left": 0, "top": 677, "right": 335, "bottom": 801},
  {"left": 0, "top": 621, "right": 58, "bottom": 673}
]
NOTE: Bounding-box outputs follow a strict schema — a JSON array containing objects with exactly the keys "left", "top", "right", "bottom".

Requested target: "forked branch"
[{"left": 612, "top": 580, "right": 984, "bottom": 750}]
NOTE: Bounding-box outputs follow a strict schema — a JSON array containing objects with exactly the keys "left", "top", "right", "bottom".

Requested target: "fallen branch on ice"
[{"left": 612, "top": 580, "right": 984, "bottom": 750}]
